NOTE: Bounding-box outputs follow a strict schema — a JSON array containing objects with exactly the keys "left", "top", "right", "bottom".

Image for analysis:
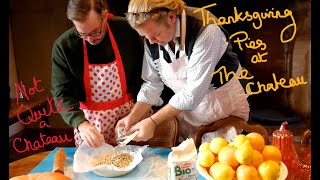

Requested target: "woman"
[{"left": 116, "top": 0, "right": 250, "bottom": 142}]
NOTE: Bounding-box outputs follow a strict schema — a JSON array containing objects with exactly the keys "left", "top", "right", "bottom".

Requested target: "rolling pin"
[{"left": 52, "top": 148, "right": 67, "bottom": 174}]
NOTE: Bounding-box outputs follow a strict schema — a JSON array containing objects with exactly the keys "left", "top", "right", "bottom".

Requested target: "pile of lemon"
[{"left": 198, "top": 133, "right": 282, "bottom": 180}]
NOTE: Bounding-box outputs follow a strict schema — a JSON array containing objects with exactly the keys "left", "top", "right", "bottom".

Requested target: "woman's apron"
[
  {"left": 159, "top": 10, "right": 250, "bottom": 139},
  {"left": 73, "top": 21, "right": 134, "bottom": 146}
]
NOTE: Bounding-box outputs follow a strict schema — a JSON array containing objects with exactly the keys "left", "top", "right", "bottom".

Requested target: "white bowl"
[
  {"left": 93, "top": 168, "right": 133, "bottom": 177},
  {"left": 196, "top": 161, "right": 288, "bottom": 180},
  {"left": 91, "top": 149, "right": 143, "bottom": 178}
]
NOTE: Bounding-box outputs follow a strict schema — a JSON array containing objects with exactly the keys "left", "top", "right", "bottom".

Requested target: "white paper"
[
  {"left": 73, "top": 143, "right": 148, "bottom": 173},
  {"left": 201, "top": 125, "right": 238, "bottom": 143}
]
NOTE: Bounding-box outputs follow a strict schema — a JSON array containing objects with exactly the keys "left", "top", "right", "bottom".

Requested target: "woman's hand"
[
  {"left": 127, "top": 117, "right": 157, "bottom": 142},
  {"left": 78, "top": 121, "right": 104, "bottom": 148},
  {"left": 116, "top": 102, "right": 153, "bottom": 132},
  {"left": 116, "top": 115, "right": 137, "bottom": 132}
]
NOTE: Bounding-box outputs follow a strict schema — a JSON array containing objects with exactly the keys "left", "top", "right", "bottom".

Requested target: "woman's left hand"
[{"left": 127, "top": 117, "right": 157, "bottom": 142}]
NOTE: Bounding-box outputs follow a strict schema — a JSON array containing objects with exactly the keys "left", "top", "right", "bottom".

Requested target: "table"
[
  {"left": 9, "top": 144, "right": 311, "bottom": 180},
  {"left": 9, "top": 151, "right": 51, "bottom": 178},
  {"left": 9, "top": 147, "right": 204, "bottom": 180}
]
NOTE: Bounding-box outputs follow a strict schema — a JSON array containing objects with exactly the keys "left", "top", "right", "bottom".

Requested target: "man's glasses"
[
  {"left": 76, "top": 19, "right": 103, "bottom": 39},
  {"left": 125, "top": 8, "right": 170, "bottom": 22}
]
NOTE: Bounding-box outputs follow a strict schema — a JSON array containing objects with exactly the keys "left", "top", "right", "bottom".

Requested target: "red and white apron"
[
  {"left": 159, "top": 10, "right": 250, "bottom": 139},
  {"left": 74, "top": 19, "right": 134, "bottom": 146}
]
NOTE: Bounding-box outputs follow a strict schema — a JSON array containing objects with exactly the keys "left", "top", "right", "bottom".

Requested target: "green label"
[{"left": 175, "top": 166, "right": 192, "bottom": 176}]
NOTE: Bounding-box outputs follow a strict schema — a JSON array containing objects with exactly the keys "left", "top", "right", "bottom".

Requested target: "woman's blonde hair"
[{"left": 127, "top": 0, "right": 186, "bottom": 27}]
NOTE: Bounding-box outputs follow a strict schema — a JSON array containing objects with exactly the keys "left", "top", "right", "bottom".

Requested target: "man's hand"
[
  {"left": 78, "top": 121, "right": 104, "bottom": 148},
  {"left": 127, "top": 117, "right": 157, "bottom": 142}
]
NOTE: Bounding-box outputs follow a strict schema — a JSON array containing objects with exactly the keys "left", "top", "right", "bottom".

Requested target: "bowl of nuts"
[
  {"left": 73, "top": 143, "right": 148, "bottom": 177},
  {"left": 93, "top": 151, "right": 136, "bottom": 177}
]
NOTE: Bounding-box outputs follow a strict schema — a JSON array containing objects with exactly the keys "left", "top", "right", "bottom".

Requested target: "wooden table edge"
[{"left": 9, "top": 151, "right": 52, "bottom": 178}]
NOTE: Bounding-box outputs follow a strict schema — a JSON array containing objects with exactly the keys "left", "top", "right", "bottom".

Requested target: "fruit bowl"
[{"left": 196, "top": 160, "right": 288, "bottom": 180}]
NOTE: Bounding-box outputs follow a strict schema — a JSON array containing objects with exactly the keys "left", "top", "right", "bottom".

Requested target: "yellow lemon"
[
  {"left": 218, "top": 146, "right": 239, "bottom": 170},
  {"left": 228, "top": 142, "right": 235, "bottom": 147},
  {"left": 210, "top": 137, "right": 228, "bottom": 154},
  {"left": 235, "top": 140, "right": 254, "bottom": 165},
  {"left": 199, "top": 142, "right": 211, "bottom": 152},
  {"left": 246, "top": 132, "right": 265, "bottom": 151},
  {"left": 211, "top": 161, "right": 222, "bottom": 168},
  {"left": 262, "top": 145, "right": 282, "bottom": 164},
  {"left": 209, "top": 163, "right": 235, "bottom": 180},
  {"left": 236, "top": 164, "right": 259, "bottom": 180},
  {"left": 252, "top": 150, "right": 264, "bottom": 169},
  {"left": 258, "top": 160, "right": 280, "bottom": 180},
  {"left": 198, "top": 150, "right": 215, "bottom": 167},
  {"left": 233, "top": 134, "right": 249, "bottom": 148}
]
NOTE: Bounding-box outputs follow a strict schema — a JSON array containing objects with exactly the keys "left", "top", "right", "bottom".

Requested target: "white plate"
[{"left": 196, "top": 161, "right": 288, "bottom": 180}]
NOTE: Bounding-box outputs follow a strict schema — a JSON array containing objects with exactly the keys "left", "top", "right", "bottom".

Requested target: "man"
[
  {"left": 117, "top": 0, "right": 251, "bottom": 142},
  {"left": 51, "top": 0, "right": 144, "bottom": 148}
]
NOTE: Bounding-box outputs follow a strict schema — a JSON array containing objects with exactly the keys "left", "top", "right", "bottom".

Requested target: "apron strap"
[
  {"left": 105, "top": 21, "right": 128, "bottom": 96},
  {"left": 180, "top": 9, "right": 186, "bottom": 51},
  {"left": 82, "top": 40, "right": 91, "bottom": 102}
]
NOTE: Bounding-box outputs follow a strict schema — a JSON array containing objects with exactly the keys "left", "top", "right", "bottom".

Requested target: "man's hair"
[
  {"left": 67, "top": 0, "right": 106, "bottom": 22},
  {"left": 127, "top": 0, "right": 186, "bottom": 28}
]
